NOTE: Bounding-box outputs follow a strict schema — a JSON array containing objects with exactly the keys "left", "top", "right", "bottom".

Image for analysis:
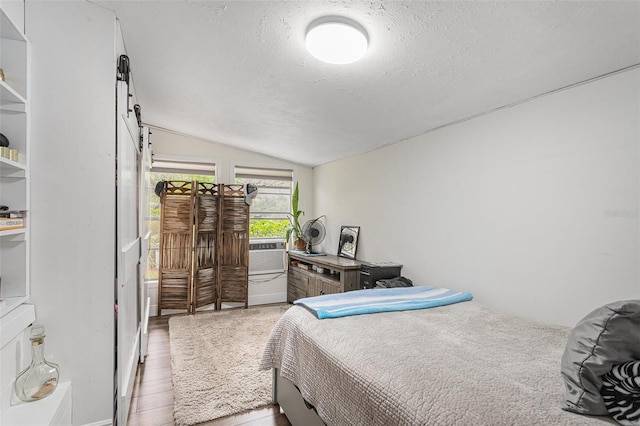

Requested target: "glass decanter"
[{"left": 14, "top": 325, "right": 60, "bottom": 402}]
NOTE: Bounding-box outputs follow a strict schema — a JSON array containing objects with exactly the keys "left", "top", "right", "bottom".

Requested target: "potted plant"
[{"left": 285, "top": 182, "right": 306, "bottom": 250}]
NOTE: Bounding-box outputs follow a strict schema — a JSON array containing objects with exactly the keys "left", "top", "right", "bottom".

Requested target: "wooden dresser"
[{"left": 287, "top": 252, "right": 362, "bottom": 302}]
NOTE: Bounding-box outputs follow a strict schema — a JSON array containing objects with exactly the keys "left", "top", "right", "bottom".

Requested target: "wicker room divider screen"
[{"left": 157, "top": 181, "right": 249, "bottom": 315}]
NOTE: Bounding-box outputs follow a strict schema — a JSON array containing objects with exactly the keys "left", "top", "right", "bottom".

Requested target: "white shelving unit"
[
  {"left": 0, "top": 6, "right": 72, "bottom": 424},
  {"left": 0, "top": 5, "right": 48, "bottom": 425},
  {"left": 0, "top": 5, "right": 30, "bottom": 321}
]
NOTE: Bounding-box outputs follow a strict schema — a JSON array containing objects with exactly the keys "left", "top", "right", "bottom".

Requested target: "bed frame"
[{"left": 273, "top": 369, "right": 325, "bottom": 426}]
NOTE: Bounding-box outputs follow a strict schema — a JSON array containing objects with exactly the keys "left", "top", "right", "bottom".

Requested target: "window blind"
[
  {"left": 234, "top": 166, "right": 292, "bottom": 181},
  {"left": 151, "top": 159, "right": 215, "bottom": 176}
]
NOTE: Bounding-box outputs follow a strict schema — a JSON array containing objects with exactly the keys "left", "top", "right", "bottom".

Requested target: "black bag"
[{"left": 375, "top": 276, "right": 413, "bottom": 288}]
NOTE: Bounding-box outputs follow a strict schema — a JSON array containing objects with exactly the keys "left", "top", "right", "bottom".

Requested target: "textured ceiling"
[{"left": 96, "top": 1, "right": 640, "bottom": 167}]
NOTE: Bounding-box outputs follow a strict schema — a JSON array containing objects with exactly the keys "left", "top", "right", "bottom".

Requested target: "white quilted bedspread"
[{"left": 259, "top": 301, "right": 613, "bottom": 426}]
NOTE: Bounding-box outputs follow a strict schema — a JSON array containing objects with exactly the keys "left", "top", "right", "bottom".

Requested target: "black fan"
[{"left": 301, "top": 216, "right": 326, "bottom": 254}]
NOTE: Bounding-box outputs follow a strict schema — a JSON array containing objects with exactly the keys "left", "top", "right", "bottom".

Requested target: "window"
[
  {"left": 234, "top": 166, "right": 293, "bottom": 239},
  {"left": 145, "top": 157, "right": 216, "bottom": 282}
]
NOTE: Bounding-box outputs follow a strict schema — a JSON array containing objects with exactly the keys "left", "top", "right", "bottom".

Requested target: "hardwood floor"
[{"left": 127, "top": 315, "right": 291, "bottom": 426}]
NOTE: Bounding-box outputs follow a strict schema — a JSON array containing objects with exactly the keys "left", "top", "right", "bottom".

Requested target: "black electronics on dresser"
[{"left": 360, "top": 262, "right": 403, "bottom": 289}]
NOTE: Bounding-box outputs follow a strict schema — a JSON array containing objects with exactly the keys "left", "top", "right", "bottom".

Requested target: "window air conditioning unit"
[{"left": 248, "top": 239, "right": 286, "bottom": 275}]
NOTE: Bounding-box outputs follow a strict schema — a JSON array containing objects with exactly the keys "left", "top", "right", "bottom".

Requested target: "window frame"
[{"left": 232, "top": 161, "right": 297, "bottom": 240}]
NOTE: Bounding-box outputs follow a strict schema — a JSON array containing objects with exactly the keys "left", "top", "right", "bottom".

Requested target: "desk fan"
[{"left": 301, "top": 216, "right": 326, "bottom": 254}]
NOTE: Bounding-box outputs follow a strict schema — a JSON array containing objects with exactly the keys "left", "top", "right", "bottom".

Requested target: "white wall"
[
  {"left": 27, "top": 2, "right": 116, "bottom": 424},
  {"left": 314, "top": 68, "right": 640, "bottom": 327},
  {"left": 149, "top": 127, "right": 314, "bottom": 311}
]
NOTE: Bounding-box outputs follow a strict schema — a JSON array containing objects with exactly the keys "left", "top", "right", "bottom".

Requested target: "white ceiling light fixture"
[{"left": 306, "top": 16, "right": 368, "bottom": 65}]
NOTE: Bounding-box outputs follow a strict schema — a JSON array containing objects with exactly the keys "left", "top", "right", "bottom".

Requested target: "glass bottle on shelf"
[{"left": 14, "top": 325, "right": 60, "bottom": 402}]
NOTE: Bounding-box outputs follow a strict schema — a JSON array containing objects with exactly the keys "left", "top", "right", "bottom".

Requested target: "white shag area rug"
[{"left": 169, "top": 304, "right": 290, "bottom": 426}]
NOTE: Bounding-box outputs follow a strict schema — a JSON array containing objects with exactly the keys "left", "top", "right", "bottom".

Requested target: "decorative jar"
[{"left": 14, "top": 325, "right": 60, "bottom": 402}]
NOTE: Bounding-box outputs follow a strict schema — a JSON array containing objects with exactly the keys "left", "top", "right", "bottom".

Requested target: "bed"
[{"left": 259, "top": 291, "right": 628, "bottom": 426}]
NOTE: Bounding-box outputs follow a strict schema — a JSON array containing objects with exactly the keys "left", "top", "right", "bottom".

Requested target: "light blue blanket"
[{"left": 294, "top": 286, "right": 473, "bottom": 319}]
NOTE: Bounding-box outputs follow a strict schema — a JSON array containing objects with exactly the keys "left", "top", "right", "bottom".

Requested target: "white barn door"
[
  {"left": 139, "top": 126, "right": 151, "bottom": 362},
  {"left": 116, "top": 78, "right": 142, "bottom": 425}
]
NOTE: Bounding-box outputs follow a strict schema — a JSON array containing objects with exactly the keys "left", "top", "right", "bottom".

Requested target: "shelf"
[
  {"left": 0, "top": 296, "right": 29, "bottom": 320},
  {"left": 0, "top": 156, "right": 27, "bottom": 177},
  {"left": 0, "top": 11, "right": 27, "bottom": 42},
  {"left": 0, "top": 227, "right": 26, "bottom": 239},
  {"left": 0, "top": 80, "right": 27, "bottom": 110},
  {"left": 317, "top": 270, "right": 340, "bottom": 283}
]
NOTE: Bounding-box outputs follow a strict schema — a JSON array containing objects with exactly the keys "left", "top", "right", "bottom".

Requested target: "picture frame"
[{"left": 338, "top": 226, "right": 360, "bottom": 259}]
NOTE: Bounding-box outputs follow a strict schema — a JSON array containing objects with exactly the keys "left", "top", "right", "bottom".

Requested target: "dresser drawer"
[
  {"left": 287, "top": 283, "right": 307, "bottom": 303},
  {"left": 287, "top": 267, "right": 309, "bottom": 302},
  {"left": 288, "top": 267, "right": 309, "bottom": 291}
]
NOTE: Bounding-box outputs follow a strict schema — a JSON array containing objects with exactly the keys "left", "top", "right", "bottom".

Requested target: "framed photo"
[{"left": 338, "top": 226, "right": 360, "bottom": 259}]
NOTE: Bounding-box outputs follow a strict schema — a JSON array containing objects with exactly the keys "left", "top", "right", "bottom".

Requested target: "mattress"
[{"left": 259, "top": 301, "right": 614, "bottom": 426}]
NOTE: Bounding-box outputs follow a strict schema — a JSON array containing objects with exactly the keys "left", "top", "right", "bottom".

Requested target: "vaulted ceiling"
[{"left": 97, "top": 1, "right": 640, "bottom": 167}]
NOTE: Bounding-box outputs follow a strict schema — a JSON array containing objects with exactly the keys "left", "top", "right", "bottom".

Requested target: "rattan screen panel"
[
  {"left": 217, "top": 186, "right": 249, "bottom": 308},
  {"left": 157, "top": 181, "right": 249, "bottom": 313},
  {"left": 193, "top": 186, "right": 219, "bottom": 310},
  {"left": 158, "top": 189, "right": 194, "bottom": 314}
]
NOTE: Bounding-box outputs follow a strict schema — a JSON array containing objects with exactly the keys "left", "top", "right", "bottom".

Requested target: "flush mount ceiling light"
[{"left": 306, "top": 16, "right": 368, "bottom": 65}]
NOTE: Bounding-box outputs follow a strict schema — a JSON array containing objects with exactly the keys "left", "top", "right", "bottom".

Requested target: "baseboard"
[
  {"left": 249, "top": 292, "right": 287, "bottom": 306},
  {"left": 149, "top": 293, "right": 286, "bottom": 317},
  {"left": 80, "top": 420, "right": 111, "bottom": 426}
]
